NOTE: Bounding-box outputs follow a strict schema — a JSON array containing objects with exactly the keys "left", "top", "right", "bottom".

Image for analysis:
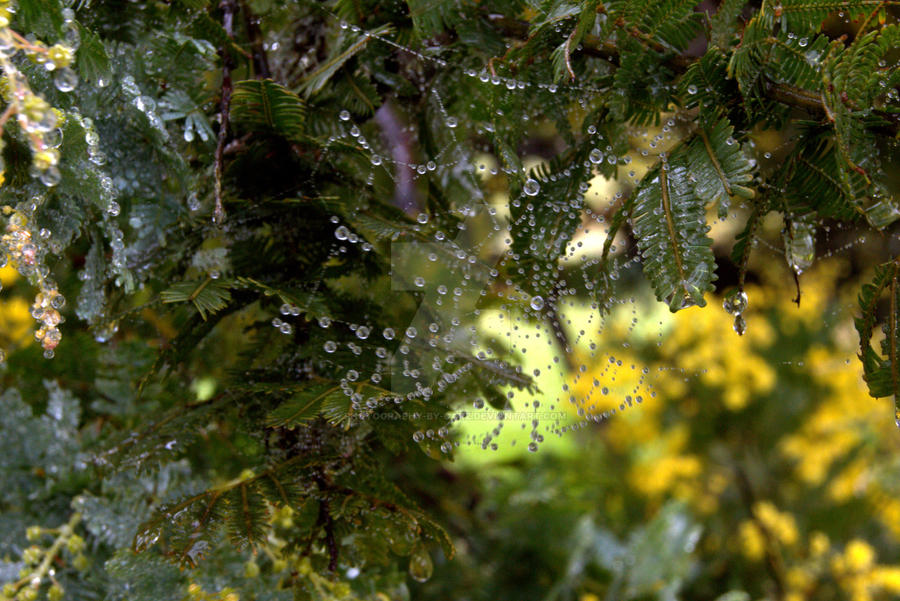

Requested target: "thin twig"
[
  {"left": 241, "top": 0, "right": 271, "bottom": 79},
  {"left": 486, "top": 12, "right": 899, "bottom": 136},
  {"left": 733, "top": 465, "right": 787, "bottom": 601},
  {"left": 314, "top": 475, "right": 339, "bottom": 572},
  {"left": 214, "top": 0, "right": 237, "bottom": 227}
]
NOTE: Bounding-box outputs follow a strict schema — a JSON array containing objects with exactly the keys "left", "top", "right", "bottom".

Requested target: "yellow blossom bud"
[
  {"left": 22, "top": 546, "right": 42, "bottom": 565},
  {"left": 844, "top": 539, "right": 875, "bottom": 572},
  {"left": 332, "top": 583, "right": 350, "bottom": 597},
  {"left": 23, "top": 95, "right": 50, "bottom": 123},
  {"left": 810, "top": 531, "right": 829, "bottom": 557},
  {"left": 33, "top": 149, "right": 59, "bottom": 170},
  {"left": 66, "top": 534, "right": 84, "bottom": 554},
  {"left": 72, "top": 554, "right": 89, "bottom": 571},
  {"left": 46, "top": 584, "right": 63, "bottom": 601},
  {"left": 19, "top": 587, "right": 37, "bottom": 601},
  {"left": 47, "top": 45, "right": 74, "bottom": 69},
  {"left": 243, "top": 560, "right": 259, "bottom": 579}
]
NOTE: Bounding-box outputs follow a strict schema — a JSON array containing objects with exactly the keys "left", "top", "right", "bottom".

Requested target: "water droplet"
[
  {"left": 416, "top": 213, "right": 428, "bottom": 224},
  {"left": 530, "top": 295, "right": 545, "bottom": 311},
  {"left": 414, "top": 276, "right": 425, "bottom": 287},
  {"left": 785, "top": 221, "right": 815, "bottom": 273},
  {"left": 408, "top": 545, "right": 433, "bottom": 583},
  {"left": 733, "top": 314, "right": 746, "bottom": 336},
  {"left": 523, "top": 178, "right": 540, "bottom": 196},
  {"left": 528, "top": 442, "right": 538, "bottom": 452},
  {"left": 687, "top": 84, "right": 698, "bottom": 94},
  {"left": 339, "top": 109, "right": 351, "bottom": 121},
  {"left": 589, "top": 149, "right": 604, "bottom": 164},
  {"left": 371, "top": 154, "right": 382, "bottom": 166},
  {"left": 335, "top": 225, "right": 350, "bottom": 240},
  {"left": 356, "top": 326, "right": 370, "bottom": 340},
  {"left": 383, "top": 328, "right": 395, "bottom": 340},
  {"left": 324, "top": 340, "right": 337, "bottom": 353},
  {"left": 446, "top": 116, "right": 457, "bottom": 128},
  {"left": 54, "top": 68, "right": 78, "bottom": 92},
  {"left": 40, "top": 166, "right": 61, "bottom": 187},
  {"left": 723, "top": 290, "right": 748, "bottom": 315}
]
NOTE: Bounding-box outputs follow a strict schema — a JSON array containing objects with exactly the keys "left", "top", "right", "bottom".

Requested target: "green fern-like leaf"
[
  {"left": 75, "top": 24, "right": 111, "bottom": 84},
  {"left": 299, "top": 25, "right": 391, "bottom": 98},
  {"left": 856, "top": 261, "right": 900, "bottom": 404},
  {"left": 230, "top": 79, "right": 306, "bottom": 142},
  {"left": 161, "top": 279, "right": 233, "bottom": 320},
  {"left": 684, "top": 117, "right": 755, "bottom": 217},
  {"left": 266, "top": 381, "right": 344, "bottom": 427},
  {"left": 778, "top": 0, "right": 885, "bottom": 33},
  {"left": 630, "top": 160, "right": 716, "bottom": 311},
  {"left": 134, "top": 456, "right": 323, "bottom": 566}
]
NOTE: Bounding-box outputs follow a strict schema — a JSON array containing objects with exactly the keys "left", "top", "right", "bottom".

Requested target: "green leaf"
[
  {"left": 855, "top": 261, "right": 900, "bottom": 405},
  {"left": 75, "top": 25, "right": 111, "bottom": 84},
  {"left": 685, "top": 117, "right": 755, "bottom": 217},
  {"left": 134, "top": 456, "right": 322, "bottom": 566},
  {"left": 778, "top": 0, "right": 881, "bottom": 32},
  {"left": 266, "top": 381, "right": 344, "bottom": 427},
  {"left": 630, "top": 160, "right": 716, "bottom": 311},
  {"left": 404, "top": 0, "right": 451, "bottom": 38},
  {"left": 300, "top": 25, "right": 391, "bottom": 98},
  {"left": 15, "top": 0, "right": 63, "bottom": 38},
  {"left": 730, "top": 199, "right": 765, "bottom": 290},
  {"left": 230, "top": 79, "right": 306, "bottom": 142},
  {"left": 161, "top": 279, "right": 233, "bottom": 320}
]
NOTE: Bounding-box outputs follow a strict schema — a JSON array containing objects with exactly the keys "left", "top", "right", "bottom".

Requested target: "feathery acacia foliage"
[{"left": 0, "top": 0, "right": 897, "bottom": 600}]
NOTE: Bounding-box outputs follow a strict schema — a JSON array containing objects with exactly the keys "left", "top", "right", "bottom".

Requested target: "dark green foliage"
[
  {"left": 0, "top": 0, "right": 898, "bottom": 599},
  {"left": 230, "top": 80, "right": 306, "bottom": 141},
  {"left": 856, "top": 261, "right": 900, "bottom": 403}
]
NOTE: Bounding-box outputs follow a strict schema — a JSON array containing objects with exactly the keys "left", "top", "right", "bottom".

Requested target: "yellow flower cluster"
[
  {"left": 0, "top": 208, "right": 66, "bottom": 358},
  {"left": 564, "top": 256, "right": 900, "bottom": 598},
  {"left": 186, "top": 583, "right": 239, "bottom": 601},
  {"left": 829, "top": 539, "right": 900, "bottom": 601},
  {"left": 0, "top": 0, "right": 78, "bottom": 187},
  {"left": 0, "top": 514, "right": 85, "bottom": 601},
  {"left": 738, "top": 512, "right": 900, "bottom": 601},
  {"left": 738, "top": 501, "right": 798, "bottom": 561},
  {"left": 661, "top": 290, "right": 776, "bottom": 411}
]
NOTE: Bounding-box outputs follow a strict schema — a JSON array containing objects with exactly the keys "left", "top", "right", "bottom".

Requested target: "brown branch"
[
  {"left": 485, "top": 13, "right": 899, "bottom": 135},
  {"left": 314, "top": 475, "right": 339, "bottom": 572},
  {"left": 214, "top": 0, "right": 237, "bottom": 227},
  {"left": 241, "top": 0, "right": 271, "bottom": 79}
]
